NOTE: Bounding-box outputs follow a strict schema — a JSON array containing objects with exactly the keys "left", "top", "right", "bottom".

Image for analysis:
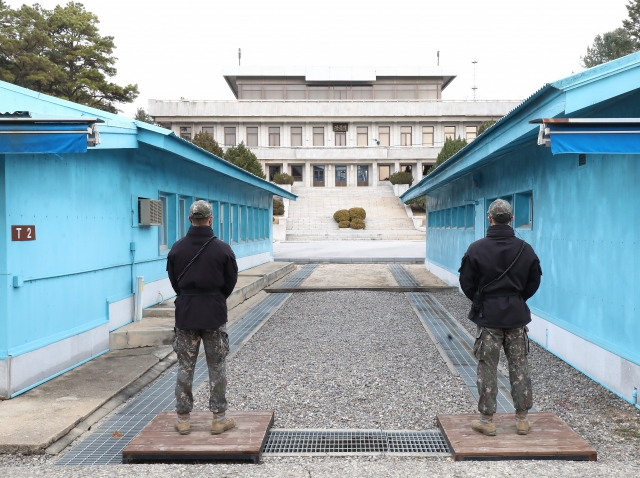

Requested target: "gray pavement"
[{"left": 273, "top": 240, "right": 425, "bottom": 261}]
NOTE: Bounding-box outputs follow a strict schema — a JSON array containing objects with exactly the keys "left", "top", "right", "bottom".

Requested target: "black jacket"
[
  {"left": 458, "top": 225, "right": 542, "bottom": 329},
  {"left": 167, "top": 226, "right": 238, "bottom": 330}
]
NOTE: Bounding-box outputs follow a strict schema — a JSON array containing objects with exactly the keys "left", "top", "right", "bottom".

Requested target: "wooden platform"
[
  {"left": 122, "top": 410, "right": 274, "bottom": 464},
  {"left": 437, "top": 413, "right": 597, "bottom": 461}
]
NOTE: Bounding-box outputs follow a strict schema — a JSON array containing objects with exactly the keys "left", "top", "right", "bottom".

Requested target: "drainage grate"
[
  {"left": 56, "top": 266, "right": 316, "bottom": 466},
  {"left": 388, "top": 264, "right": 421, "bottom": 287},
  {"left": 262, "top": 430, "right": 449, "bottom": 456},
  {"left": 279, "top": 264, "right": 317, "bottom": 287}
]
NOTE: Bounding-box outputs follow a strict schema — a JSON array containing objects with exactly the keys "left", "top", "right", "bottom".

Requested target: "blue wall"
[
  {"left": 424, "top": 140, "right": 639, "bottom": 367},
  {"left": 2, "top": 144, "right": 274, "bottom": 359}
]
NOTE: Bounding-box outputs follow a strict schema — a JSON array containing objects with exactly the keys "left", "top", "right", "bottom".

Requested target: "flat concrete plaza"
[{"left": 273, "top": 240, "right": 425, "bottom": 262}]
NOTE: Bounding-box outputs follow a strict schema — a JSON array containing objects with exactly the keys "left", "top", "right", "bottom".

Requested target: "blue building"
[
  {"left": 0, "top": 81, "right": 295, "bottom": 398},
  {"left": 402, "top": 53, "right": 640, "bottom": 408}
]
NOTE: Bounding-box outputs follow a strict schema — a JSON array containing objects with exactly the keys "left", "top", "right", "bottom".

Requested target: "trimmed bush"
[
  {"left": 407, "top": 196, "right": 426, "bottom": 210},
  {"left": 333, "top": 209, "right": 350, "bottom": 223},
  {"left": 389, "top": 171, "right": 413, "bottom": 185},
  {"left": 349, "top": 207, "right": 366, "bottom": 220},
  {"left": 273, "top": 198, "right": 285, "bottom": 215},
  {"left": 273, "top": 172, "right": 294, "bottom": 185},
  {"left": 350, "top": 218, "right": 365, "bottom": 229},
  {"left": 338, "top": 220, "right": 351, "bottom": 228}
]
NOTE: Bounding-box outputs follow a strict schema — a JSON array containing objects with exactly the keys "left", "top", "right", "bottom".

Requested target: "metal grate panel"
[
  {"left": 262, "top": 430, "right": 449, "bottom": 456},
  {"left": 279, "top": 264, "right": 317, "bottom": 287},
  {"left": 388, "top": 264, "right": 421, "bottom": 287},
  {"left": 56, "top": 266, "right": 317, "bottom": 466}
]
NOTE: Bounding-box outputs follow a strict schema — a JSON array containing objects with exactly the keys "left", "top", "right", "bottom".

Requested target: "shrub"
[
  {"left": 273, "top": 173, "right": 294, "bottom": 185},
  {"left": 389, "top": 171, "right": 413, "bottom": 185},
  {"left": 338, "top": 220, "right": 351, "bottom": 228},
  {"left": 349, "top": 207, "right": 366, "bottom": 220},
  {"left": 333, "top": 209, "right": 350, "bottom": 222},
  {"left": 273, "top": 198, "right": 285, "bottom": 215},
  {"left": 350, "top": 218, "right": 365, "bottom": 229},
  {"left": 407, "top": 196, "right": 426, "bottom": 210}
]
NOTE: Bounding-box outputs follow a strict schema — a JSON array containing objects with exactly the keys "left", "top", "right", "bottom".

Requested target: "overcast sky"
[{"left": 6, "top": 0, "right": 633, "bottom": 117}]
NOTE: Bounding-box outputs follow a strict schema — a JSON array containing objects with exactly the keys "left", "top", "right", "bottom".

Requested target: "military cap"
[
  {"left": 488, "top": 199, "right": 513, "bottom": 222},
  {"left": 189, "top": 200, "right": 212, "bottom": 219}
]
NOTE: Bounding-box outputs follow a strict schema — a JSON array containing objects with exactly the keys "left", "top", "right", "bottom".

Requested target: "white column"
[
  {"left": 394, "top": 161, "right": 400, "bottom": 174},
  {"left": 372, "top": 161, "right": 378, "bottom": 187},
  {"left": 416, "top": 160, "right": 423, "bottom": 183},
  {"left": 305, "top": 160, "right": 311, "bottom": 187}
]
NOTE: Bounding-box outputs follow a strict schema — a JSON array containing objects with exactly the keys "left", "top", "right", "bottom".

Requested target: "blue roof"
[
  {"left": 402, "top": 51, "right": 640, "bottom": 202},
  {"left": 0, "top": 80, "right": 296, "bottom": 200}
]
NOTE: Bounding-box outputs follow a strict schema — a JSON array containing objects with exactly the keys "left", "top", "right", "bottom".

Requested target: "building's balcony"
[
  {"left": 231, "top": 145, "right": 440, "bottom": 161},
  {"left": 149, "top": 99, "right": 521, "bottom": 120}
]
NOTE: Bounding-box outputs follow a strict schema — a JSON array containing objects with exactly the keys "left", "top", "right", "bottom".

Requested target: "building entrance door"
[
  {"left": 335, "top": 166, "right": 346, "bottom": 187},
  {"left": 269, "top": 165, "right": 281, "bottom": 182},
  {"left": 313, "top": 165, "right": 325, "bottom": 187},
  {"left": 357, "top": 165, "right": 369, "bottom": 186}
]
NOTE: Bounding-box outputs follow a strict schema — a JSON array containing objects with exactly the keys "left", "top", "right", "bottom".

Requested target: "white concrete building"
[{"left": 149, "top": 67, "right": 520, "bottom": 188}]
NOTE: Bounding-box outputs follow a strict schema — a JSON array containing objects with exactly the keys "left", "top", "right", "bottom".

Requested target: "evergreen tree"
[
  {"left": 581, "top": 28, "right": 636, "bottom": 68},
  {"left": 477, "top": 120, "right": 496, "bottom": 136},
  {"left": 224, "top": 142, "right": 266, "bottom": 179},
  {"left": 192, "top": 131, "right": 224, "bottom": 158},
  {"left": 435, "top": 137, "right": 467, "bottom": 168},
  {"left": 623, "top": 0, "right": 640, "bottom": 45},
  {"left": 134, "top": 107, "right": 155, "bottom": 124},
  {"left": 0, "top": 1, "right": 138, "bottom": 113}
]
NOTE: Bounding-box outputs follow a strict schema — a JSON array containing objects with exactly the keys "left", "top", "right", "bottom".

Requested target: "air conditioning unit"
[{"left": 138, "top": 198, "right": 163, "bottom": 226}]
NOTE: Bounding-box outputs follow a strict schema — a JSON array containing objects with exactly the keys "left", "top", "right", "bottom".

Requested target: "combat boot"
[
  {"left": 174, "top": 413, "right": 190, "bottom": 435},
  {"left": 211, "top": 412, "right": 236, "bottom": 435},
  {"left": 471, "top": 414, "right": 496, "bottom": 436},
  {"left": 516, "top": 413, "right": 530, "bottom": 435}
]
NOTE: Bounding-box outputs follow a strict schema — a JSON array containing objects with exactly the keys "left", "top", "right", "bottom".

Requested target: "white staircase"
[{"left": 286, "top": 185, "right": 426, "bottom": 241}]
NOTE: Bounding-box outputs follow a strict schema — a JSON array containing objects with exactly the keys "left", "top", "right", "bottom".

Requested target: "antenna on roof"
[
  {"left": 471, "top": 61, "right": 478, "bottom": 101},
  {"left": 437, "top": 51, "right": 440, "bottom": 66},
  {"left": 238, "top": 48, "right": 241, "bottom": 66}
]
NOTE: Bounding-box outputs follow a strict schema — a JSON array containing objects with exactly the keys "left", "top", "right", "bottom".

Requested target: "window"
[
  {"left": 179, "top": 127, "right": 192, "bottom": 140},
  {"left": 423, "top": 164, "right": 431, "bottom": 175},
  {"left": 219, "top": 203, "right": 225, "bottom": 242},
  {"left": 379, "top": 165, "right": 390, "bottom": 181},
  {"left": 396, "top": 85, "right": 417, "bottom": 100},
  {"left": 291, "top": 165, "right": 303, "bottom": 182},
  {"left": 466, "top": 205, "right": 474, "bottom": 229},
  {"left": 422, "top": 126, "right": 434, "bottom": 146},
  {"left": 269, "top": 127, "right": 280, "bottom": 146},
  {"left": 241, "top": 85, "right": 262, "bottom": 100},
  {"left": 352, "top": 86, "right": 373, "bottom": 100},
  {"left": 201, "top": 126, "right": 214, "bottom": 137},
  {"left": 378, "top": 126, "right": 390, "bottom": 146},
  {"left": 515, "top": 191, "right": 533, "bottom": 228},
  {"left": 335, "top": 131, "right": 346, "bottom": 146},
  {"left": 230, "top": 205, "right": 237, "bottom": 244},
  {"left": 159, "top": 195, "right": 168, "bottom": 249},
  {"left": 313, "top": 127, "right": 324, "bottom": 146},
  {"left": 224, "top": 127, "right": 236, "bottom": 146},
  {"left": 286, "top": 85, "right": 306, "bottom": 100},
  {"left": 238, "top": 206, "right": 244, "bottom": 242},
  {"left": 333, "top": 87, "right": 348, "bottom": 100},
  {"left": 444, "top": 126, "right": 456, "bottom": 141},
  {"left": 418, "top": 85, "right": 438, "bottom": 99},
  {"left": 374, "top": 85, "right": 395, "bottom": 100},
  {"left": 246, "top": 126, "right": 258, "bottom": 146},
  {"left": 308, "top": 87, "right": 329, "bottom": 100},
  {"left": 466, "top": 125, "right": 477, "bottom": 142},
  {"left": 403, "top": 165, "right": 412, "bottom": 174},
  {"left": 291, "top": 127, "right": 302, "bottom": 146},
  {"left": 264, "top": 85, "right": 284, "bottom": 100},
  {"left": 400, "top": 126, "right": 412, "bottom": 146},
  {"left": 357, "top": 126, "right": 368, "bottom": 146},
  {"left": 458, "top": 206, "right": 466, "bottom": 228},
  {"left": 178, "top": 198, "right": 187, "bottom": 238}
]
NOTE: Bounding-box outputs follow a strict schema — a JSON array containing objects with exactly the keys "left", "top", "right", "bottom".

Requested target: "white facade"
[{"left": 149, "top": 67, "right": 520, "bottom": 187}]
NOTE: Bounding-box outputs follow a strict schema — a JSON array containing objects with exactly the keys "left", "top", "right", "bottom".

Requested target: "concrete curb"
[
  {"left": 274, "top": 258, "right": 425, "bottom": 264},
  {"left": 266, "top": 286, "right": 457, "bottom": 293}
]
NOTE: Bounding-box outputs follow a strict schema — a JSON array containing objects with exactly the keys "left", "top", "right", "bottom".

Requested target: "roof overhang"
[{"left": 0, "top": 116, "right": 104, "bottom": 153}]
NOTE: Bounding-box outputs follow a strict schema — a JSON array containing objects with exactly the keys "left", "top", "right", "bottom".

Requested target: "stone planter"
[{"left": 393, "top": 183, "right": 410, "bottom": 197}]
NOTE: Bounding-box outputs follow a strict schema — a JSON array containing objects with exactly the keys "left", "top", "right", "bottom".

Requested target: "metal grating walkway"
[
  {"left": 262, "top": 429, "right": 449, "bottom": 456},
  {"left": 391, "top": 263, "right": 535, "bottom": 413},
  {"left": 56, "top": 265, "right": 317, "bottom": 466}
]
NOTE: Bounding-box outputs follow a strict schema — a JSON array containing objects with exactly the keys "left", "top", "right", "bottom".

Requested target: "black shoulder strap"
[
  {"left": 176, "top": 236, "right": 215, "bottom": 283},
  {"left": 479, "top": 240, "right": 526, "bottom": 293}
]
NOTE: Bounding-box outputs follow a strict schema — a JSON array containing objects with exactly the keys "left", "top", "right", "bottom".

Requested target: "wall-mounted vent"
[
  {"left": 578, "top": 154, "right": 587, "bottom": 167},
  {"left": 138, "top": 198, "right": 163, "bottom": 226}
]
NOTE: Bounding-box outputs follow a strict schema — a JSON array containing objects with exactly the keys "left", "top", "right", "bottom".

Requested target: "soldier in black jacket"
[
  {"left": 167, "top": 201, "right": 238, "bottom": 435},
  {"left": 459, "top": 199, "right": 542, "bottom": 436}
]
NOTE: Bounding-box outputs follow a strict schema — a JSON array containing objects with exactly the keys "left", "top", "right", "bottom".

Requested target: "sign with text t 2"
[{"left": 11, "top": 225, "right": 36, "bottom": 241}]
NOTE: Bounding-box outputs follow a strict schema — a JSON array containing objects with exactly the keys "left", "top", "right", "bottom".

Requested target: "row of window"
[
  {"left": 428, "top": 191, "right": 534, "bottom": 230},
  {"left": 238, "top": 84, "right": 439, "bottom": 101},
  {"left": 269, "top": 163, "right": 429, "bottom": 182},
  {"left": 157, "top": 193, "right": 270, "bottom": 251},
  {"left": 180, "top": 125, "right": 477, "bottom": 147}
]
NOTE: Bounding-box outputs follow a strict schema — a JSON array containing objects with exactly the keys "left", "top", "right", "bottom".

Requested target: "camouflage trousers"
[
  {"left": 173, "top": 328, "right": 229, "bottom": 415},
  {"left": 473, "top": 326, "right": 533, "bottom": 416}
]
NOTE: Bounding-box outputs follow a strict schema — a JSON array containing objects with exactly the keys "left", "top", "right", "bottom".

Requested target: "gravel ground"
[
  {"left": 432, "top": 289, "right": 640, "bottom": 464},
  {"left": 194, "top": 291, "right": 475, "bottom": 429}
]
